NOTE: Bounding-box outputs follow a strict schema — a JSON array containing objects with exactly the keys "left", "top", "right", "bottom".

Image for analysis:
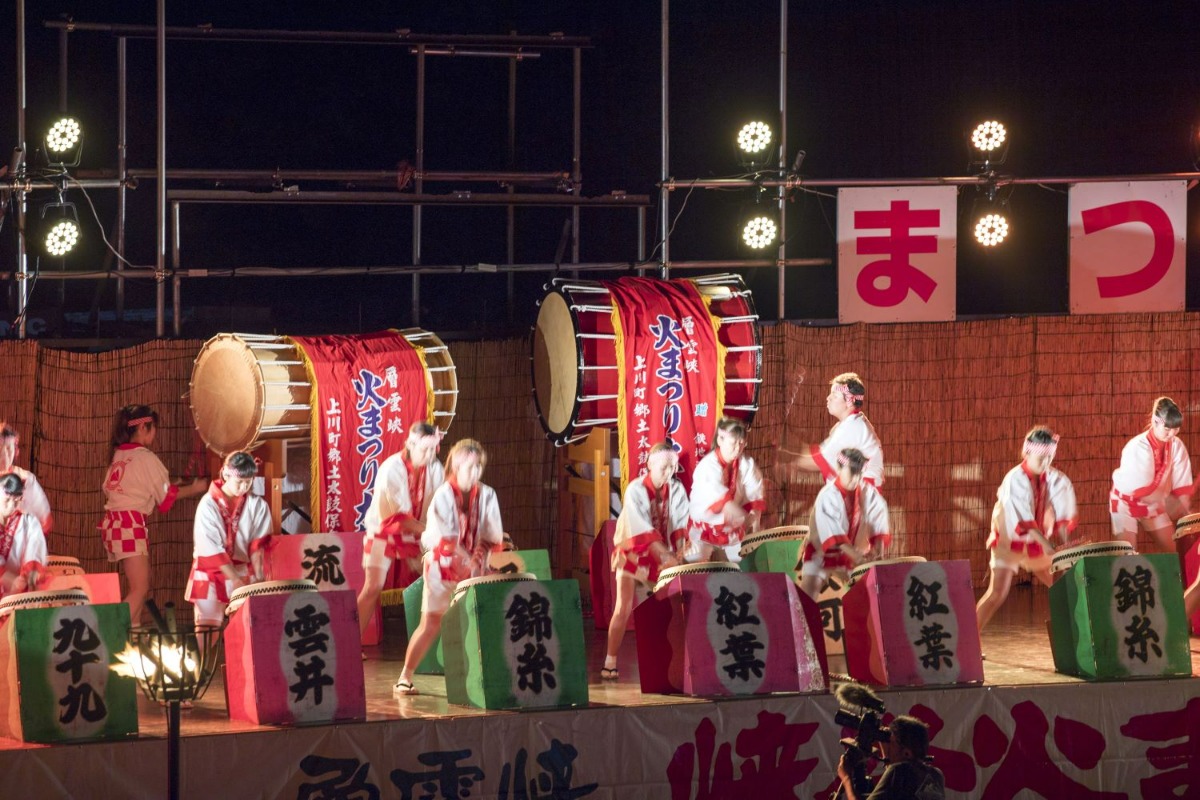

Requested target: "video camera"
[{"left": 830, "top": 682, "right": 888, "bottom": 799}]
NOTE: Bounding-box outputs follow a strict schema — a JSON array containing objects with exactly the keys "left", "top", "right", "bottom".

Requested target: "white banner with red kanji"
[
  {"left": 1069, "top": 180, "right": 1186, "bottom": 314},
  {"left": 10, "top": 678, "right": 1200, "bottom": 798},
  {"left": 837, "top": 186, "right": 958, "bottom": 323}
]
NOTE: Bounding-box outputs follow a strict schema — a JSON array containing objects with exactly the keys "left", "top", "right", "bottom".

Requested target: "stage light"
[
  {"left": 737, "top": 121, "right": 773, "bottom": 156},
  {"left": 44, "top": 116, "right": 83, "bottom": 167},
  {"left": 974, "top": 212, "right": 1009, "bottom": 247},
  {"left": 742, "top": 214, "right": 777, "bottom": 249},
  {"left": 971, "top": 120, "right": 1006, "bottom": 153},
  {"left": 40, "top": 202, "right": 81, "bottom": 257}
]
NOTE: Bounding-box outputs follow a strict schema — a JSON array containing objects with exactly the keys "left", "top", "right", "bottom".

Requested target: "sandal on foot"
[
  {"left": 393, "top": 678, "right": 419, "bottom": 696},
  {"left": 600, "top": 667, "right": 619, "bottom": 681}
]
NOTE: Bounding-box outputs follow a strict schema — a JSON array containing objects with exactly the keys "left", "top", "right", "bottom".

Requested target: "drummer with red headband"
[
  {"left": 0, "top": 473, "right": 48, "bottom": 597},
  {"left": 1110, "top": 396, "right": 1193, "bottom": 552},
  {"left": 355, "top": 421, "right": 445, "bottom": 638},
  {"left": 684, "top": 416, "right": 766, "bottom": 563},
  {"left": 0, "top": 424, "right": 52, "bottom": 536},
  {"left": 976, "top": 426, "right": 1078, "bottom": 632},
  {"left": 780, "top": 372, "right": 884, "bottom": 488},
  {"left": 393, "top": 438, "right": 504, "bottom": 696},
  {"left": 603, "top": 442, "right": 688, "bottom": 681},
  {"left": 185, "top": 452, "right": 272, "bottom": 625},
  {"left": 797, "top": 448, "right": 890, "bottom": 601}
]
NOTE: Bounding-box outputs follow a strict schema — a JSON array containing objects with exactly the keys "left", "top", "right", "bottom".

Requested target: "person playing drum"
[
  {"left": 185, "top": 452, "right": 273, "bottom": 625},
  {"left": 603, "top": 442, "right": 688, "bottom": 681},
  {"left": 976, "top": 426, "right": 1078, "bottom": 633},
  {"left": 393, "top": 439, "right": 504, "bottom": 696},
  {"left": 0, "top": 473, "right": 48, "bottom": 598},
  {"left": 685, "top": 416, "right": 765, "bottom": 563},
  {"left": 0, "top": 424, "right": 52, "bottom": 536},
  {"left": 1110, "top": 396, "right": 1193, "bottom": 552},
  {"left": 779, "top": 372, "right": 884, "bottom": 488},
  {"left": 99, "top": 404, "right": 207, "bottom": 626},
  {"left": 797, "top": 448, "right": 890, "bottom": 601},
  {"left": 356, "top": 421, "right": 445, "bottom": 638}
]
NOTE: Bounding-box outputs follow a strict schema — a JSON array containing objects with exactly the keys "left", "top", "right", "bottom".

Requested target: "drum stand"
[{"left": 558, "top": 428, "right": 613, "bottom": 599}]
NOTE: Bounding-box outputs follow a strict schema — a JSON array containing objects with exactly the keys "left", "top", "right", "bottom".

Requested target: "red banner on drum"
[
  {"left": 290, "top": 332, "right": 432, "bottom": 534},
  {"left": 605, "top": 278, "right": 721, "bottom": 493}
]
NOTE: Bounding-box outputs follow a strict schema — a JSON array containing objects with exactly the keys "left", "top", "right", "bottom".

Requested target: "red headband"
[
  {"left": 834, "top": 384, "right": 864, "bottom": 406},
  {"left": 126, "top": 416, "right": 153, "bottom": 428},
  {"left": 1023, "top": 435, "right": 1059, "bottom": 458}
]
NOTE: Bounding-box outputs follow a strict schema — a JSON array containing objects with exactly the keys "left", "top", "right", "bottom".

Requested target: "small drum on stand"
[
  {"left": 223, "top": 577, "right": 364, "bottom": 725},
  {"left": 1175, "top": 514, "right": 1200, "bottom": 634},
  {"left": 451, "top": 572, "right": 537, "bottom": 604},
  {"left": 1050, "top": 541, "right": 1135, "bottom": 575},
  {"left": 531, "top": 274, "right": 762, "bottom": 445},
  {"left": 848, "top": 556, "right": 927, "bottom": 585},
  {"left": 653, "top": 561, "right": 741, "bottom": 594},
  {"left": 0, "top": 588, "right": 89, "bottom": 622},
  {"left": 738, "top": 526, "right": 808, "bottom": 570},
  {"left": 45, "top": 555, "right": 84, "bottom": 577}
]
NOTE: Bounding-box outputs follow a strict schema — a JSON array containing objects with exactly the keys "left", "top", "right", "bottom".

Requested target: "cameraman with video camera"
[{"left": 836, "top": 715, "right": 945, "bottom": 800}]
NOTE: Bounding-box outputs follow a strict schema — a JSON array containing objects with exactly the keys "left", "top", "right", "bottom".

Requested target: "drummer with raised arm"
[
  {"left": 779, "top": 372, "right": 884, "bottom": 488},
  {"left": 1110, "top": 397, "right": 1193, "bottom": 552},
  {"left": 0, "top": 473, "right": 48, "bottom": 597},
  {"left": 684, "top": 417, "right": 765, "bottom": 563},
  {"left": 976, "top": 426, "right": 1078, "bottom": 633},
  {"left": 797, "top": 448, "right": 890, "bottom": 601},
  {"left": 185, "top": 452, "right": 273, "bottom": 625},
  {"left": 356, "top": 422, "right": 445, "bottom": 638},
  {"left": 393, "top": 439, "right": 504, "bottom": 696},
  {"left": 603, "top": 442, "right": 688, "bottom": 681}
]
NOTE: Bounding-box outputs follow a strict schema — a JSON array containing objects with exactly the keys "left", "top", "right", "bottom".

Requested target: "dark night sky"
[{"left": 2, "top": 2, "right": 1199, "bottom": 338}]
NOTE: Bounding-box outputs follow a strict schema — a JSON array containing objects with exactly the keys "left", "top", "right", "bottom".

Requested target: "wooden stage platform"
[{"left": 3, "top": 585, "right": 1199, "bottom": 799}]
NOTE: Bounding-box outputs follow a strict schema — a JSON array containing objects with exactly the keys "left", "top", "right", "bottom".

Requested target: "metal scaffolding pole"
[{"left": 154, "top": 0, "right": 167, "bottom": 338}]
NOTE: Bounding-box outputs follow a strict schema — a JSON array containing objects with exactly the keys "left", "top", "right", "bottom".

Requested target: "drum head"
[
  {"left": 532, "top": 292, "right": 579, "bottom": 438},
  {"left": 653, "top": 561, "right": 741, "bottom": 593},
  {"left": 452, "top": 572, "right": 536, "bottom": 600},
  {"left": 848, "top": 556, "right": 927, "bottom": 584},
  {"left": 738, "top": 525, "right": 808, "bottom": 557},
  {"left": 1050, "top": 541, "right": 1135, "bottom": 574},
  {"left": 226, "top": 579, "right": 318, "bottom": 614},
  {"left": 190, "top": 334, "right": 273, "bottom": 454},
  {"left": 46, "top": 555, "right": 83, "bottom": 575},
  {"left": 0, "top": 588, "right": 89, "bottom": 617}
]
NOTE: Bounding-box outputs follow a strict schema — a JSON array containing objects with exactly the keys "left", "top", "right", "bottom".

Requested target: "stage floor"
[{"left": 2, "top": 583, "right": 1194, "bottom": 750}]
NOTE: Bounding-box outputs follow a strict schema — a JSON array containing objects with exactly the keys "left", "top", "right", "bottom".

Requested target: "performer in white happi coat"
[
  {"left": 685, "top": 416, "right": 765, "bottom": 563},
  {"left": 797, "top": 448, "right": 890, "bottom": 601},
  {"left": 355, "top": 422, "right": 445, "bottom": 636},
  {"left": 393, "top": 439, "right": 504, "bottom": 696},
  {"left": 603, "top": 443, "right": 688, "bottom": 680},
  {"left": 780, "top": 372, "right": 884, "bottom": 488},
  {"left": 976, "top": 426, "right": 1078, "bottom": 632},
  {"left": 99, "top": 405, "right": 207, "bottom": 626},
  {"left": 1110, "top": 396, "right": 1193, "bottom": 552},
  {"left": 185, "top": 452, "right": 273, "bottom": 625},
  {"left": 0, "top": 424, "right": 52, "bottom": 535},
  {"left": 0, "top": 473, "right": 48, "bottom": 597}
]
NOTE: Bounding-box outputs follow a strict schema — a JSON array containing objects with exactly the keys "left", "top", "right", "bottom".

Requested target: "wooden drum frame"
[{"left": 531, "top": 274, "right": 762, "bottom": 445}]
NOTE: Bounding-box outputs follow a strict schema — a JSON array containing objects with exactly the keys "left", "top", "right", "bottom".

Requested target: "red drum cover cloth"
[
  {"left": 604, "top": 278, "right": 721, "bottom": 493},
  {"left": 291, "top": 332, "right": 431, "bottom": 533}
]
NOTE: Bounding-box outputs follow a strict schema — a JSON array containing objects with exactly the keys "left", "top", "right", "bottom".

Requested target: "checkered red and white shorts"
[{"left": 99, "top": 510, "right": 149, "bottom": 562}]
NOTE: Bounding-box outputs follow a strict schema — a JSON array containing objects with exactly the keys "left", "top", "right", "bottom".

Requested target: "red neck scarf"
[
  {"left": 715, "top": 449, "right": 741, "bottom": 508},
  {"left": 1020, "top": 462, "right": 1049, "bottom": 529},
  {"left": 641, "top": 474, "right": 669, "bottom": 537},
  {"left": 404, "top": 451, "right": 428, "bottom": 517},
  {"left": 1145, "top": 428, "right": 1170, "bottom": 489},
  {"left": 448, "top": 477, "right": 482, "bottom": 553},
  {"left": 208, "top": 480, "right": 248, "bottom": 557},
  {"left": 0, "top": 510, "right": 20, "bottom": 563}
]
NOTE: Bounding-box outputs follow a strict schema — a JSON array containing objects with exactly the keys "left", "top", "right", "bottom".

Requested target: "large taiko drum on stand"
[
  {"left": 189, "top": 329, "right": 458, "bottom": 454},
  {"left": 531, "top": 274, "right": 762, "bottom": 445}
]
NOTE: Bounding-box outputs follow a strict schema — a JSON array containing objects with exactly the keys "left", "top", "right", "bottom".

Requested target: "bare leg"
[
  {"left": 1148, "top": 524, "right": 1174, "bottom": 553},
  {"left": 398, "top": 611, "right": 444, "bottom": 683},
  {"left": 1185, "top": 572, "right": 1200, "bottom": 619},
  {"left": 1032, "top": 567, "right": 1054, "bottom": 588},
  {"left": 1113, "top": 527, "right": 1138, "bottom": 550},
  {"left": 356, "top": 562, "right": 391, "bottom": 637},
  {"left": 975, "top": 567, "right": 1013, "bottom": 633},
  {"left": 605, "top": 572, "right": 636, "bottom": 669},
  {"left": 799, "top": 573, "right": 823, "bottom": 602},
  {"left": 122, "top": 554, "right": 151, "bottom": 627}
]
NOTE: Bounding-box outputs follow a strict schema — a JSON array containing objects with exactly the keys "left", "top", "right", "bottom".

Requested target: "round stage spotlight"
[
  {"left": 737, "top": 121, "right": 773, "bottom": 156},
  {"left": 46, "top": 117, "right": 82, "bottom": 156},
  {"left": 974, "top": 212, "right": 1009, "bottom": 247},
  {"left": 971, "top": 120, "right": 1007, "bottom": 153},
  {"left": 742, "top": 215, "right": 777, "bottom": 249},
  {"left": 45, "top": 219, "right": 80, "bottom": 256}
]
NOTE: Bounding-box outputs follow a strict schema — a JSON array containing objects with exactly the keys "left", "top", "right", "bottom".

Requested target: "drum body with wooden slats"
[
  {"left": 190, "top": 330, "right": 458, "bottom": 455},
  {"left": 531, "top": 274, "right": 762, "bottom": 445}
]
